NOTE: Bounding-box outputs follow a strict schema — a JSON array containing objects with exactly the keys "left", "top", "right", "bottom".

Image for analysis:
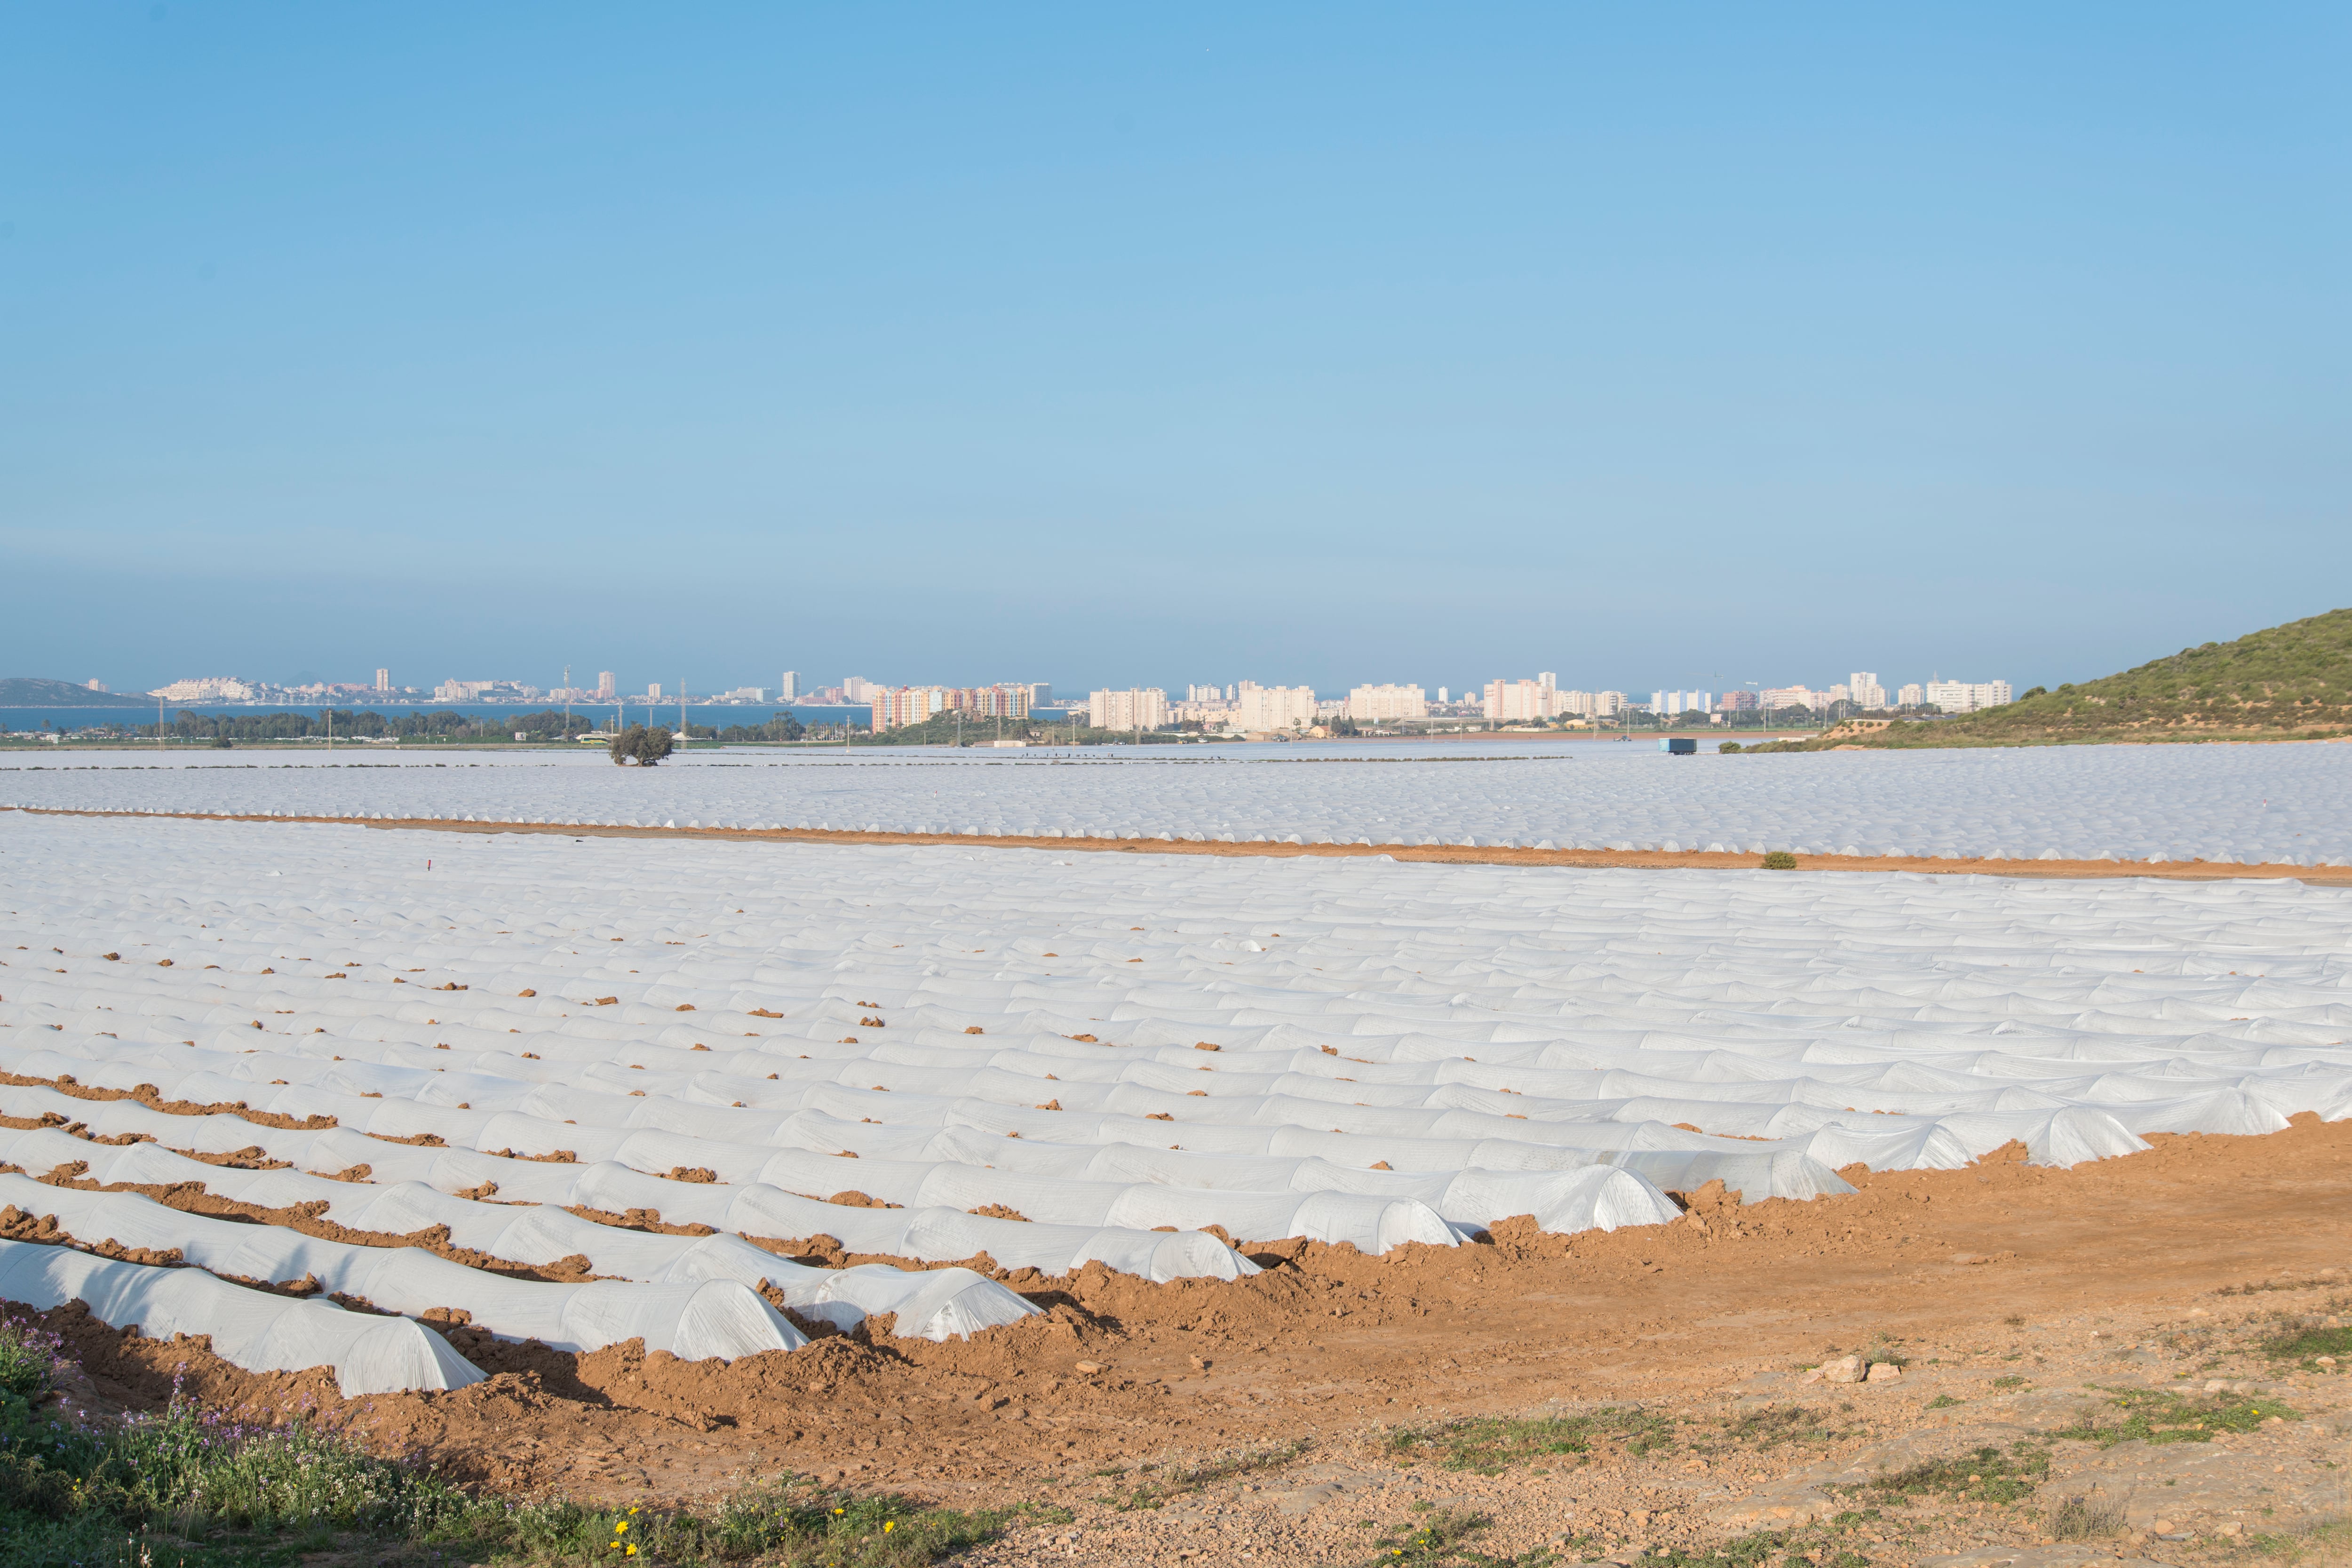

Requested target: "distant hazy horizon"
[{"left": 4, "top": 6, "right": 2344, "bottom": 692}]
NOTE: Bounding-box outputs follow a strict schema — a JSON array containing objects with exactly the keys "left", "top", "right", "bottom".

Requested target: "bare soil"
[{"left": 9, "top": 1117, "right": 2350, "bottom": 1566}]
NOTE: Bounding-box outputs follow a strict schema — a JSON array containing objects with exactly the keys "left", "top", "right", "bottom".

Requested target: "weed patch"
[
  {"left": 1388, "top": 1409, "right": 1674, "bottom": 1475},
  {"left": 2048, "top": 1494, "right": 2126, "bottom": 1541},
  {"left": 1855, "top": 1444, "right": 2051, "bottom": 1506},
  {"left": 2047, "top": 1389, "right": 2298, "bottom": 1449},
  {"left": 2259, "top": 1325, "right": 2352, "bottom": 1364},
  {"left": 1643, "top": 1529, "right": 1870, "bottom": 1568},
  {"left": 1102, "top": 1439, "right": 1311, "bottom": 1510},
  {"left": 1365, "top": 1507, "right": 1501, "bottom": 1564},
  {"left": 0, "top": 1316, "right": 1025, "bottom": 1566},
  {"left": 1707, "top": 1405, "right": 1859, "bottom": 1453}
]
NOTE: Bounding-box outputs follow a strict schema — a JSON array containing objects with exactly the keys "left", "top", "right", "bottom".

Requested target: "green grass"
[
  {"left": 1924, "top": 1395, "right": 1963, "bottom": 1411},
  {"left": 1364, "top": 1507, "right": 1510, "bottom": 1565},
  {"left": 1640, "top": 1528, "right": 1875, "bottom": 1568},
  {"left": 1386, "top": 1408, "right": 1677, "bottom": 1475},
  {"left": 0, "top": 1315, "right": 1026, "bottom": 1567},
  {"left": 1854, "top": 1443, "right": 2051, "bottom": 1505},
  {"left": 2259, "top": 1324, "right": 2352, "bottom": 1364},
  {"left": 2046, "top": 1388, "right": 2299, "bottom": 1448},
  {"left": 2241, "top": 1517, "right": 2352, "bottom": 1567},
  {"left": 1710, "top": 1405, "right": 1858, "bottom": 1451}
]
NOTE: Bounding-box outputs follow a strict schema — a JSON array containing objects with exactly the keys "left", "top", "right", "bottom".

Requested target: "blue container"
[{"left": 1659, "top": 737, "right": 1697, "bottom": 755}]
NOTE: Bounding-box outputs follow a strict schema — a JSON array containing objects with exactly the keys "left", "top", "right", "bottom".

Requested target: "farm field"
[
  {"left": 0, "top": 805, "right": 2347, "bottom": 1565},
  {"left": 4, "top": 736, "right": 2352, "bottom": 865}
]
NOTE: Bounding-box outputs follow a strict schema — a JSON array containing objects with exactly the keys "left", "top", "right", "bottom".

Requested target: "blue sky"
[{"left": 2, "top": 4, "right": 2345, "bottom": 698}]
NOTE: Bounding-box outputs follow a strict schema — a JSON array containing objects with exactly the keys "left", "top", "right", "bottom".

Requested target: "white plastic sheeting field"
[
  {"left": 3, "top": 812, "right": 2351, "bottom": 1392},
  {"left": 5, "top": 737, "right": 2351, "bottom": 864}
]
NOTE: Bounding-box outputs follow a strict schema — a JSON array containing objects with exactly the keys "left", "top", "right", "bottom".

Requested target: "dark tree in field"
[{"left": 610, "top": 725, "right": 676, "bottom": 765}]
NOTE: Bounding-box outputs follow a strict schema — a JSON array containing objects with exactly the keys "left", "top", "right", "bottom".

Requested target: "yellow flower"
[
  {"left": 884, "top": 1521, "right": 895, "bottom": 1532},
  {"left": 616, "top": 1522, "right": 629, "bottom": 1534},
  {"left": 627, "top": 1549, "right": 637, "bottom": 1558}
]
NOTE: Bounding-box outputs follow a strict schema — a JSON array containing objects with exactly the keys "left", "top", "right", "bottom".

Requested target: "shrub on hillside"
[{"left": 1762, "top": 851, "right": 1798, "bottom": 870}]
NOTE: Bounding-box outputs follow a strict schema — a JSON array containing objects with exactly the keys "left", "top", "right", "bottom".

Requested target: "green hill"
[
  {"left": 1780, "top": 607, "right": 2352, "bottom": 750},
  {"left": 0, "top": 677, "right": 157, "bottom": 708}
]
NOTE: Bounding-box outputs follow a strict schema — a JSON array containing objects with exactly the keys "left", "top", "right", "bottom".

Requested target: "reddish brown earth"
[{"left": 8, "top": 1117, "right": 2351, "bottom": 1565}]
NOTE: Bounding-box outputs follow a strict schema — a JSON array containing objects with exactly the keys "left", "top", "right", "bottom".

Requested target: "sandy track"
[{"left": 11, "top": 804, "right": 2351, "bottom": 884}]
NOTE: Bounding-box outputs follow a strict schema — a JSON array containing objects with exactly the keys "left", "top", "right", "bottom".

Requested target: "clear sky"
[{"left": 2, "top": 4, "right": 2345, "bottom": 699}]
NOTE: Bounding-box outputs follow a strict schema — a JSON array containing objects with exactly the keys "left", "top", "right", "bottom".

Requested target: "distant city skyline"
[
  {"left": 80, "top": 663, "right": 2011, "bottom": 714},
  {"left": 4, "top": 9, "right": 2343, "bottom": 686}
]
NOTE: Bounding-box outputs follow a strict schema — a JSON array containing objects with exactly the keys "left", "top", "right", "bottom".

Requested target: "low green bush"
[
  {"left": 0, "top": 1315, "right": 1020, "bottom": 1566},
  {"left": 1762, "top": 851, "right": 1798, "bottom": 870}
]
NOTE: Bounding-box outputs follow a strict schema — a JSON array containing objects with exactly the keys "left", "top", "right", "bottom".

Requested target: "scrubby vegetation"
[
  {"left": 0, "top": 1316, "right": 1022, "bottom": 1566},
  {"left": 1760, "top": 607, "right": 2352, "bottom": 750}
]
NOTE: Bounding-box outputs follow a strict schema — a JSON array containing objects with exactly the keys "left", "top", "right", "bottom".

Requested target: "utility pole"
[
  {"left": 680, "top": 680, "right": 687, "bottom": 748},
  {"left": 564, "top": 665, "right": 572, "bottom": 735}
]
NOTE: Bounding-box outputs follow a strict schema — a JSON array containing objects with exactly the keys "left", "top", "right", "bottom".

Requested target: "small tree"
[{"left": 609, "top": 724, "right": 676, "bottom": 766}]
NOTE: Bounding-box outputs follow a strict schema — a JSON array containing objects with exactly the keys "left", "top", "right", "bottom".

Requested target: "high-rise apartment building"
[
  {"left": 1346, "top": 684, "right": 1428, "bottom": 721},
  {"left": 1483, "top": 678, "right": 1551, "bottom": 723},
  {"left": 1087, "top": 687, "right": 1170, "bottom": 731},
  {"left": 374, "top": 669, "right": 390, "bottom": 692},
  {"left": 1651, "top": 690, "right": 1713, "bottom": 716},
  {"left": 1898, "top": 683, "right": 1923, "bottom": 708},
  {"left": 1716, "top": 691, "right": 1758, "bottom": 712},
  {"left": 647, "top": 683, "right": 662, "bottom": 700},
  {"left": 1232, "top": 682, "right": 1316, "bottom": 732},
  {"left": 1922, "top": 680, "right": 2012, "bottom": 714},
  {"left": 779, "top": 671, "right": 798, "bottom": 701},
  {"left": 944, "top": 684, "right": 1032, "bottom": 719},
  {"left": 871, "top": 686, "right": 948, "bottom": 732},
  {"left": 843, "top": 677, "right": 873, "bottom": 702},
  {"left": 596, "top": 671, "right": 616, "bottom": 699},
  {"left": 1848, "top": 672, "right": 1887, "bottom": 710}
]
